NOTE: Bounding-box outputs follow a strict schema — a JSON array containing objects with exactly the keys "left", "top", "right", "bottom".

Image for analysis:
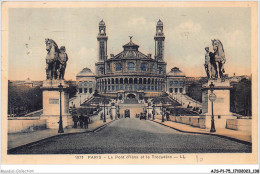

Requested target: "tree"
[
  {"left": 8, "top": 84, "right": 42, "bottom": 116},
  {"left": 230, "top": 78, "right": 251, "bottom": 116}
]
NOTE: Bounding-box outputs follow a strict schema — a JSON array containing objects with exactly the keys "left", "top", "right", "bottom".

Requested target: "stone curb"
[
  {"left": 150, "top": 120, "right": 252, "bottom": 146},
  {"left": 8, "top": 119, "right": 116, "bottom": 153}
]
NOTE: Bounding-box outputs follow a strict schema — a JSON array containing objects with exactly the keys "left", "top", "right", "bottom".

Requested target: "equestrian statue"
[
  {"left": 45, "top": 38, "right": 68, "bottom": 80},
  {"left": 204, "top": 39, "right": 226, "bottom": 79}
]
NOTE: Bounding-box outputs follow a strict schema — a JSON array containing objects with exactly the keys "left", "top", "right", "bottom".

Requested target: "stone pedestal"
[
  {"left": 201, "top": 79, "right": 235, "bottom": 129},
  {"left": 40, "top": 80, "right": 73, "bottom": 129}
]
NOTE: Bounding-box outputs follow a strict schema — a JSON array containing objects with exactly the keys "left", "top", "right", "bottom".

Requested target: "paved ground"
[{"left": 8, "top": 118, "right": 251, "bottom": 154}]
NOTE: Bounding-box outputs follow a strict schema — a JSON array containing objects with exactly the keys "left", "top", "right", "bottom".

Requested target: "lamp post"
[
  {"left": 209, "top": 82, "right": 216, "bottom": 132},
  {"left": 161, "top": 100, "right": 165, "bottom": 122},
  {"left": 103, "top": 89, "right": 107, "bottom": 123},
  {"left": 80, "top": 95, "right": 81, "bottom": 105},
  {"left": 152, "top": 104, "right": 155, "bottom": 120},
  {"left": 58, "top": 83, "right": 64, "bottom": 133}
]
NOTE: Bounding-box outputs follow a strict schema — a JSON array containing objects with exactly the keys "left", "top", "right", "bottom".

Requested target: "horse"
[
  {"left": 45, "top": 38, "right": 60, "bottom": 80},
  {"left": 212, "top": 39, "right": 226, "bottom": 78}
]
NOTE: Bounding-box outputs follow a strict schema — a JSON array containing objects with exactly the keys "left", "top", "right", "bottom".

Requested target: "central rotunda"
[{"left": 95, "top": 19, "right": 167, "bottom": 100}]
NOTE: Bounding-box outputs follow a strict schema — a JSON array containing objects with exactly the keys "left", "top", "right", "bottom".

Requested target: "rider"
[{"left": 58, "top": 46, "right": 68, "bottom": 79}]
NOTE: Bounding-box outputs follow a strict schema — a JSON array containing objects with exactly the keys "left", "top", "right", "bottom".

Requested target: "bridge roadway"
[{"left": 9, "top": 118, "right": 251, "bottom": 154}]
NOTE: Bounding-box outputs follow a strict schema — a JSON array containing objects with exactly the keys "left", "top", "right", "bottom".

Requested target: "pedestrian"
[
  {"left": 79, "top": 114, "right": 84, "bottom": 128},
  {"left": 72, "top": 115, "right": 78, "bottom": 128},
  {"left": 166, "top": 112, "right": 170, "bottom": 121},
  {"left": 84, "top": 116, "right": 90, "bottom": 129}
]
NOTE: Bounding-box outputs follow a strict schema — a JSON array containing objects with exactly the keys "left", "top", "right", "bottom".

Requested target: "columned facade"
[{"left": 96, "top": 77, "right": 165, "bottom": 93}]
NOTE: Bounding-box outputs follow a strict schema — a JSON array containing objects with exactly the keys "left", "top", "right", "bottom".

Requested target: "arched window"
[
  {"left": 127, "top": 62, "right": 135, "bottom": 71},
  {"left": 151, "top": 63, "right": 156, "bottom": 72},
  {"left": 99, "top": 67, "right": 104, "bottom": 74},
  {"left": 107, "top": 63, "right": 111, "bottom": 72},
  {"left": 158, "top": 67, "right": 163, "bottom": 74},
  {"left": 141, "top": 63, "right": 147, "bottom": 71},
  {"left": 115, "top": 63, "right": 122, "bottom": 71}
]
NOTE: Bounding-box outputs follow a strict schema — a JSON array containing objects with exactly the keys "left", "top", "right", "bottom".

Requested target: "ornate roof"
[
  {"left": 157, "top": 19, "right": 163, "bottom": 26},
  {"left": 77, "top": 67, "right": 95, "bottom": 76},
  {"left": 99, "top": 19, "right": 105, "bottom": 26},
  {"left": 167, "top": 67, "right": 186, "bottom": 77},
  {"left": 110, "top": 38, "right": 151, "bottom": 60}
]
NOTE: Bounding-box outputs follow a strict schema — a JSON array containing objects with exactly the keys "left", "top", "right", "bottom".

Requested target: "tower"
[
  {"left": 95, "top": 19, "right": 108, "bottom": 75},
  {"left": 154, "top": 19, "right": 165, "bottom": 61}
]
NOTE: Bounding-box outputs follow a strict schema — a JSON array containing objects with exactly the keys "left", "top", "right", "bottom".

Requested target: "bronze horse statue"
[{"left": 45, "top": 38, "right": 68, "bottom": 80}]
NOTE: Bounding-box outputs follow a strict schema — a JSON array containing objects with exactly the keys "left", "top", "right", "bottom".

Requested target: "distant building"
[
  {"left": 24, "top": 77, "right": 33, "bottom": 87},
  {"left": 76, "top": 20, "right": 187, "bottom": 101},
  {"left": 76, "top": 67, "right": 96, "bottom": 95},
  {"left": 166, "top": 67, "right": 186, "bottom": 94}
]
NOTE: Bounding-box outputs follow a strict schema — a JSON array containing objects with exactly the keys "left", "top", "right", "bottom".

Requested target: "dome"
[
  {"left": 99, "top": 19, "right": 105, "bottom": 26},
  {"left": 157, "top": 19, "right": 163, "bottom": 26},
  {"left": 24, "top": 77, "right": 32, "bottom": 84},
  {"left": 167, "top": 67, "right": 185, "bottom": 77},
  {"left": 77, "top": 67, "right": 95, "bottom": 76}
]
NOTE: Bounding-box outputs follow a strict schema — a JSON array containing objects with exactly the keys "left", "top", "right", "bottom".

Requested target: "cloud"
[
  {"left": 127, "top": 17, "right": 147, "bottom": 27},
  {"left": 65, "top": 47, "right": 96, "bottom": 79},
  {"left": 173, "top": 21, "right": 202, "bottom": 40}
]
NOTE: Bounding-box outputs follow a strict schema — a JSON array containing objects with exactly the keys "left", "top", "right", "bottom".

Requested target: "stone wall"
[
  {"left": 169, "top": 116, "right": 205, "bottom": 129},
  {"left": 8, "top": 118, "right": 46, "bottom": 133},
  {"left": 226, "top": 119, "right": 251, "bottom": 132}
]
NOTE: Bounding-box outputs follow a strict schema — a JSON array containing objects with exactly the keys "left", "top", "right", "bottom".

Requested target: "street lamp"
[
  {"left": 103, "top": 89, "right": 107, "bottom": 123},
  {"left": 58, "top": 83, "right": 64, "bottom": 133},
  {"left": 80, "top": 95, "right": 81, "bottom": 105},
  {"left": 152, "top": 104, "right": 155, "bottom": 120},
  {"left": 161, "top": 100, "right": 165, "bottom": 122},
  {"left": 209, "top": 82, "right": 216, "bottom": 132}
]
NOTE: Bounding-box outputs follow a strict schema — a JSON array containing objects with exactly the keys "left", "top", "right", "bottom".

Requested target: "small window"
[
  {"left": 151, "top": 63, "right": 156, "bottom": 72},
  {"left": 127, "top": 62, "right": 135, "bottom": 71},
  {"left": 107, "top": 63, "right": 111, "bottom": 72},
  {"left": 79, "top": 88, "right": 82, "bottom": 93},
  {"left": 174, "top": 81, "right": 178, "bottom": 86},
  {"left": 115, "top": 63, "right": 122, "bottom": 71},
  {"left": 179, "top": 88, "right": 183, "bottom": 93},
  {"left": 169, "top": 81, "right": 173, "bottom": 87},
  {"left": 179, "top": 81, "right": 184, "bottom": 86},
  {"left": 175, "top": 88, "right": 178, "bottom": 93},
  {"left": 158, "top": 67, "right": 163, "bottom": 74},
  {"left": 169, "top": 88, "right": 173, "bottom": 93},
  {"left": 99, "top": 67, "right": 104, "bottom": 74},
  {"left": 141, "top": 63, "right": 147, "bottom": 71},
  {"left": 84, "top": 88, "right": 88, "bottom": 93},
  {"left": 89, "top": 88, "right": 93, "bottom": 94}
]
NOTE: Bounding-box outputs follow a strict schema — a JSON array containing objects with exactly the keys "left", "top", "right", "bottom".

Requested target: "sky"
[{"left": 8, "top": 7, "right": 251, "bottom": 81}]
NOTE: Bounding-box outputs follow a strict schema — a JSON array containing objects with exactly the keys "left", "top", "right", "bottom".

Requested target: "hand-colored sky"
[{"left": 8, "top": 7, "right": 251, "bottom": 81}]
